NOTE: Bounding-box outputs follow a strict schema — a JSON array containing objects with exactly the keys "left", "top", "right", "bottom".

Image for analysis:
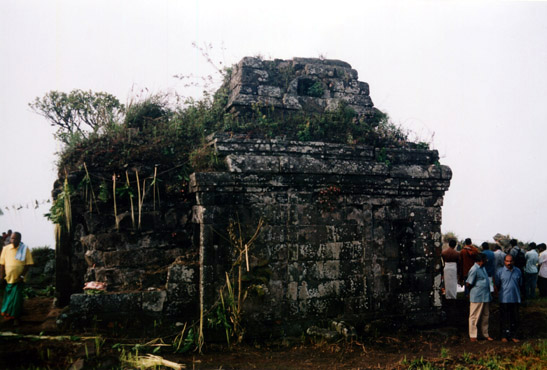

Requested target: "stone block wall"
[
  {"left": 68, "top": 262, "right": 198, "bottom": 325},
  {"left": 191, "top": 135, "right": 451, "bottom": 335},
  {"left": 64, "top": 135, "right": 451, "bottom": 334},
  {"left": 60, "top": 180, "right": 200, "bottom": 324}
]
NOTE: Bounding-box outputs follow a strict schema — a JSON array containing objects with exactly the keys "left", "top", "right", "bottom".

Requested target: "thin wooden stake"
[
  {"left": 113, "top": 174, "right": 119, "bottom": 231},
  {"left": 136, "top": 170, "right": 141, "bottom": 230},
  {"left": 153, "top": 165, "right": 157, "bottom": 211},
  {"left": 83, "top": 162, "right": 99, "bottom": 214},
  {"left": 125, "top": 171, "right": 135, "bottom": 229},
  {"left": 140, "top": 179, "right": 147, "bottom": 229},
  {"left": 244, "top": 244, "right": 250, "bottom": 272},
  {"left": 63, "top": 174, "right": 72, "bottom": 233},
  {"left": 136, "top": 171, "right": 147, "bottom": 230}
]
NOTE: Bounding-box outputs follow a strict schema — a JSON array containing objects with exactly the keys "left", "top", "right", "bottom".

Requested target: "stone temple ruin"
[
  {"left": 58, "top": 57, "right": 452, "bottom": 335},
  {"left": 225, "top": 57, "right": 376, "bottom": 122}
]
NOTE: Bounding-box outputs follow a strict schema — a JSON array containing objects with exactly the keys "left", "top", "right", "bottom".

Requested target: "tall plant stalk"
[
  {"left": 125, "top": 171, "right": 135, "bottom": 229},
  {"left": 112, "top": 174, "right": 119, "bottom": 231},
  {"left": 136, "top": 170, "right": 146, "bottom": 230},
  {"left": 152, "top": 165, "right": 159, "bottom": 211},
  {"left": 214, "top": 217, "right": 264, "bottom": 346},
  {"left": 83, "top": 162, "right": 99, "bottom": 214},
  {"left": 63, "top": 176, "right": 72, "bottom": 233},
  {"left": 198, "top": 302, "right": 204, "bottom": 353}
]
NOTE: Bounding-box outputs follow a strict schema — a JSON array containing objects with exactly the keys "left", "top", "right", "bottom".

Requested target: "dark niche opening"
[{"left": 297, "top": 78, "right": 324, "bottom": 98}]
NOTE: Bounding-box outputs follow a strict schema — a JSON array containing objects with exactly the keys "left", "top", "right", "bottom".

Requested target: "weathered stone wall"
[
  {"left": 57, "top": 172, "right": 199, "bottom": 323},
  {"left": 64, "top": 135, "right": 451, "bottom": 332},
  {"left": 66, "top": 232, "right": 199, "bottom": 324},
  {"left": 191, "top": 135, "right": 451, "bottom": 335}
]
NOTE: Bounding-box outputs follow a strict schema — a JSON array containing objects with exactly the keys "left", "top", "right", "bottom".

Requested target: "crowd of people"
[
  {"left": 442, "top": 237, "right": 546, "bottom": 342},
  {"left": 1, "top": 229, "right": 13, "bottom": 246},
  {"left": 0, "top": 229, "right": 34, "bottom": 325}
]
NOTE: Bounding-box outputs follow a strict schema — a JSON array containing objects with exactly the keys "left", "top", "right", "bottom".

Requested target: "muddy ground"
[{"left": 0, "top": 297, "right": 546, "bottom": 369}]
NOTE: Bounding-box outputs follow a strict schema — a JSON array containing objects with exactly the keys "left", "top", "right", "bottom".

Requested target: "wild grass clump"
[{"left": 214, "top": 98, "right": 410, "bottom": 148}]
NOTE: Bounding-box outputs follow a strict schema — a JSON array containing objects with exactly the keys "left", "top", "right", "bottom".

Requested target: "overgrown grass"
[{"left": 398, "top": 340, "right": 547, "bottom": 370}]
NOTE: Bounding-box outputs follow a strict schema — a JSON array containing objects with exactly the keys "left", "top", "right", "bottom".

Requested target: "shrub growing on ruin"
[{"left": 29, "top": 89, "right": 124, "bottom": 145}]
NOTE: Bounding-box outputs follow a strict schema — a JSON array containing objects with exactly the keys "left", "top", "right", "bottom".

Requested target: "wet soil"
[{"left": 0, "top": 297, "right": 546, "bottom": 369}]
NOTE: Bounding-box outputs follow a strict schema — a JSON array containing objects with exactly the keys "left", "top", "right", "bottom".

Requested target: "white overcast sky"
[{"left": 1, "top": 0, "right": 547, "bottom": 248}]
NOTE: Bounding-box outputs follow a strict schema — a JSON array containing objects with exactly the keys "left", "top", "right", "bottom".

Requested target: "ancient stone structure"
[
  {"left": 225, "top": 57, "right": 378, "bottom": 123},
  {"left": 61, "top": 57, "right": 452, "bottom": 335},
  {"left": 193, "top": 135, "right": 451, "bottom": 335}
]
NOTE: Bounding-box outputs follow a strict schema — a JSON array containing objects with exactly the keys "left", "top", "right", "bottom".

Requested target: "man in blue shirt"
[
  {"left": 466, "top": 253, "right": 493, "bottom": 342},
  {"left": 495, "top": 254, "right": 523, "bottom": 342}
]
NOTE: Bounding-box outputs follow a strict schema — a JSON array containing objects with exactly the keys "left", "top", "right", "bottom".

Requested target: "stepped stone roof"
[{"left": 225, "top": 57, "right": 379, "bottom": 123}]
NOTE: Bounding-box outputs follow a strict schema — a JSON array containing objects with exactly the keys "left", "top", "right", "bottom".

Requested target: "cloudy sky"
[{"left": 1, "top": 0, "right": 547, "bottom": 248}]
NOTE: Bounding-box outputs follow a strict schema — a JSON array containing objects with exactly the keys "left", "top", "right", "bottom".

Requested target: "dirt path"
[{"left": 0, "top": 297, "right": 545, "bottom": 369}]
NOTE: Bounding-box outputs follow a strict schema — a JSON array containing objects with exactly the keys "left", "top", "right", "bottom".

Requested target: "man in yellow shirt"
[{"left": 0, "top": 232, "right": 34, "bottom": 323}]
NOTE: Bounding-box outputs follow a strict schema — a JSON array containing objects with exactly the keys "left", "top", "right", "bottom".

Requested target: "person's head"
[
  {"left": 465, "top": 238, "right": 472, "bottom": 246},
  {"left": 448, "top": 239, "right": 457, "bottom": 249},
  {"left": 504, "top": 254, "right": 514, "bottom": 269},
  {"left": 481, "top": 242, "right": 490, "bottom": 250},
  {"left": 494, "top": 245, "right": 501, "bottom": 251},
  {"left": 529, "top": 242, "right": 537, "bottom": 250},
  {"left": 538, "top": 243, "right": 547, "bottom": 252},
  {"left": 475, "top": 252, "right": 486, "bottom": 266},
  {"left": 10, "top": 232, "right": 21, "bottom": 247},
  {"left": 510, "top": 239, "right": 518, "bottom": 247}
]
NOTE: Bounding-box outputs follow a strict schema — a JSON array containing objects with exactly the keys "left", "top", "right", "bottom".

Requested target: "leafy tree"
[{"left": 29, "top": 89, "right": 124, "bottom": 144}]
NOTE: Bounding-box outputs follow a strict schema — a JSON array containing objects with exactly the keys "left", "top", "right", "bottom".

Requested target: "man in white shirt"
[
  {"left": 524, "top": 244, "right": 539, "bottom": 299},
  {"left": 538, "top": 243, "right": 547, "bottom": 298},
  {"left": 493, "top": 245, "right": 506, "bottom": 276}
]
